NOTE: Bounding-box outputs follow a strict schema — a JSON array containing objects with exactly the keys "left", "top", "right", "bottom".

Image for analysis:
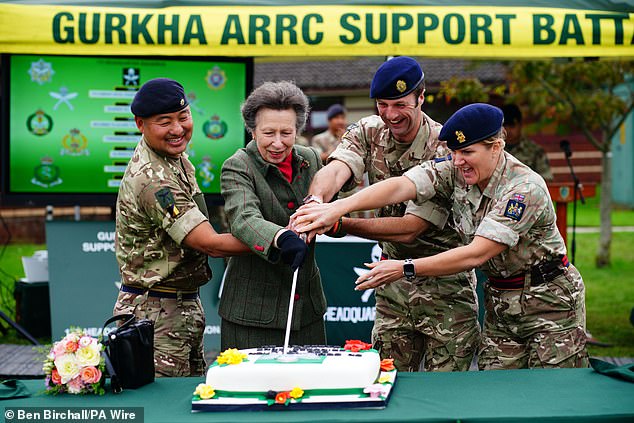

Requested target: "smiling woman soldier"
[{"left": 292, "top": 103, "right": 589, "bottom": 370}]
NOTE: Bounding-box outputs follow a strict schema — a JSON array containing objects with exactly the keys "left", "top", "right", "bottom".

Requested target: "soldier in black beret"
[
  {"left": 292, "top": 57, "right": 481, "bottom": 373},
  {"left": 114, "top": 78, "right": 250, "bottom": 377},
  {"left": 295, "top": 103, "right": 589, "bottom": 371}
]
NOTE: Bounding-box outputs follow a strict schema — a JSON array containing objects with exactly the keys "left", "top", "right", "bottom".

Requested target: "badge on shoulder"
[
  {"left": 154, "top": 187, "right": 180, "bottom": 217},
  {"left": 504, "top": 199, "right": 525, "bottom": 221}
]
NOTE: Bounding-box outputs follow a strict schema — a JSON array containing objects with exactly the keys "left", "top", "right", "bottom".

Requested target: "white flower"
[
  {"left": 79, "top": 336, "right": 96, "bottom": 348},
  {"left": 76, "top": 343, "right": 101, "bottom": 367},
  {"left": 54, "top": 354, "right": 81, "bottom": 384}
]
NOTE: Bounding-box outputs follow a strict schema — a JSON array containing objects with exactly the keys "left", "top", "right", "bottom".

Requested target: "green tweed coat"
[{"left": 220, "top": 140, "right": 326, "bottom": 330}]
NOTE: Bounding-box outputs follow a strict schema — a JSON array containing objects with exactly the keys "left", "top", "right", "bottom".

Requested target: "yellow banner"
[{"left": 1, "top": 4, "right": 632, "bottom": 57}]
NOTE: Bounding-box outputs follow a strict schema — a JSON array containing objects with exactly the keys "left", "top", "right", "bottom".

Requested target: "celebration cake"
[{"left": 191, "top": 341, "right": 397, "bottom": 411}]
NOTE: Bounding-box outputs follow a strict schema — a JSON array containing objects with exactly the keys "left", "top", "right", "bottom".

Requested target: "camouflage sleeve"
[
  {"left": 327, "top": 122, "right": 369, "bottom": 192},
  {"left": 475, "top": 182, "right": 549, "bottom": 248},
  {"left": 403, "top": 159, "right": 455, "bottom": 207},
  {"left": 137, "top": 177, "right": 207, "bottom": 245},
  {"left": 404, "top": 200, "right": 449, "bottom": 229},
  {"left": 220, "top": 152, "right": 282, "bottom": 261}
]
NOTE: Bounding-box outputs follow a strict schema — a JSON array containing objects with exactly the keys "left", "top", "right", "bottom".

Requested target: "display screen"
[{"left": 1, "top": 54, "right": 251, "bottom": 205}]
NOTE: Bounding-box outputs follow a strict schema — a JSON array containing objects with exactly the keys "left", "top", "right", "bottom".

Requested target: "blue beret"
[
  {"left": 131, "top": 78, "right": 189, "bottom": 117},
  {"left": 439, "top": 103, "right": 504, "bottom": 150},
  {"left": 326, "top": 104, "right": 346, "bottom": 120},
  {"left": 370, "top": 56, "right": 425, "bottom": 99}
]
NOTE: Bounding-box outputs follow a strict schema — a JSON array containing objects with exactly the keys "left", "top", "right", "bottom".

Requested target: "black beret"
[
  {"left": 439, "top": 103, "right": 504, "bottom": 150},
  {"left": 326, "top": 104, "right": 346, "bottom": 120},
  {"left": 502, "top": 104, "right": 523, "bottom": 125},
  {"left": 370, "top": 56, "right": 425, "bottom": 100},
  {"left": 131, "top": 78, "right": 189, "bottom": 117}
]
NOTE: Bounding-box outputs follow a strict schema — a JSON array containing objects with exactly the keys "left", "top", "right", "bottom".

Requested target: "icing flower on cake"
[
  {"left": 216, "top": 348, "right": 248, "bottom": 365},
  {"left": 344, "top": 339, "right": 373, "bottom": 352},
  {"left": 289, "top": 387, "right": 304, "bottom": 399},
  {"left": 380, "top": 358, "right": 395, "bottom": 371},
  {"left": 193, "top": 383, "right": 216, "bottom": 400},
  {"left": 364, "top": 383, "right": 388, "bottom": 399},
  {"left": 275, "top": 391, "right": 290, "bottom": 404},
  {"left": 378, "top": 373, "right": 395, "bottom": 384}
]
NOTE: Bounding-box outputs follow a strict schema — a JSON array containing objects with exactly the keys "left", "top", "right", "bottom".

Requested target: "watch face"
[{"left": 403, "top": 260, "right": 415, "bottom": 280}]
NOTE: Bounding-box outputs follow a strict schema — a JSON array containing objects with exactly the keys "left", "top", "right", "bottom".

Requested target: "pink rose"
[
  {"left": 51, "top": 369, "right": 62, "bottom": 385},
  {"left": 80, "top": 366, "right": 102, "bottom": 384},
  {"left": 53, "top": 342, "right": 66, "bottom": 358},
  {"left": 67, "top": 376, "right": 85, "bottom": 394}
]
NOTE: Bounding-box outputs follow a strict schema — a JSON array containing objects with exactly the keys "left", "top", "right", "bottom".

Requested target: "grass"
[
  {"left": 567, "top": 186, "right": 634, "bottom": 227},
  {"left": 1, "top": 206, "right": 633, "bottom": 358}
]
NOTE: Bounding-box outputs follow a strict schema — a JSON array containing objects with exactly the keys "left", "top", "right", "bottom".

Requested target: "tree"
[{"left": 439, "top": 60, "right": 634, "bottom": 267}]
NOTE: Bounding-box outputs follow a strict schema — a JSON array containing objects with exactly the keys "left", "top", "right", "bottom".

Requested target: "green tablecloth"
[{"left": 3, "top": 368, "right": 634, "bottom": 422}]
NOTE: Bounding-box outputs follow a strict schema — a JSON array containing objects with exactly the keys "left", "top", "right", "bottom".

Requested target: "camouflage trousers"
[
  {"left": 113, "top": 291, "right": 206, "bottom": 377},
  {"left": 479, "top": 264, "right": 589, "bottom": 370},
  {"left": 372, "top": 272, "right": 480, "bottom": 372}
]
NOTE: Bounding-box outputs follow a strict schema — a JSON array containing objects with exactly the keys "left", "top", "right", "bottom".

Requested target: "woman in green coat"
[{"left": 219, "top": 81, "right": 326, "bottom": 349}]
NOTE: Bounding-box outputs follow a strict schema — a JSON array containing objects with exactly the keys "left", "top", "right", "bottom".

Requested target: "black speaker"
[{"left": 13, "top": 281, "right": 51, "bottom": 338}]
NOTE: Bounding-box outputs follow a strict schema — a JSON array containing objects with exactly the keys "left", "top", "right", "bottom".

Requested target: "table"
[{"left": 3, "top": 368, "right": 633, "bottom": 422}]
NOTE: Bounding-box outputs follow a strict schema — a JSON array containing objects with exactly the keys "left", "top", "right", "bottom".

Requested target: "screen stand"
[{"left": 74, "top": 205, "right": 81, "bottom": 221}]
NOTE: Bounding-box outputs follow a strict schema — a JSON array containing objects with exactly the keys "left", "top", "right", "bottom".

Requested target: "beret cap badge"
[
  {"left": 456, "top": 130, "right": 466, "bottom": 143},
  {"left": 396, "top": 80, "right": 407, "bottom": 93},
  {"left": 180, "top": 98, "right": 185, "bottom": 106}
]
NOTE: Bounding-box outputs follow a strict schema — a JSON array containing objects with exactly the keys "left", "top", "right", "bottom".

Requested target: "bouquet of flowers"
[{"left": 42, "top": 328, "right": 106, "bottom": 395}]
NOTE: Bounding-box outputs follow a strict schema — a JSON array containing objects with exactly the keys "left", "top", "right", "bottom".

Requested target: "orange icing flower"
[
  {"left": 275, "top": 391, "right": 290, "bottom": 404},
  {"left": 344, "top": 339, "right": 373, "bottom": 352},
  {"left": 380, "top": 358, "right": 395, "bottom": 371}
]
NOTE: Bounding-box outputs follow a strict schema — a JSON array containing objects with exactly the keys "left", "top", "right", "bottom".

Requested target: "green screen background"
[{"left": 9, "top": 54, "right": 247, "bottom": 194}]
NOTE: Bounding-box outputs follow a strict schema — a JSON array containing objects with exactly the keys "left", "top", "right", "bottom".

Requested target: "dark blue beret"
[
  {"left": 439, "top": 103, "right": 504, "bottom": 150},
  {"left": 370, "top": 56, "right": 425, "bottom": 99},
  {"left": 131, "top": 78, "right": 189, "bottom": 117},
  {"left": 326, "top": 104, "right": 346, "bottom": 120},
  {"left": 502, "top": 104, "right": 523, "bottom": 125}
]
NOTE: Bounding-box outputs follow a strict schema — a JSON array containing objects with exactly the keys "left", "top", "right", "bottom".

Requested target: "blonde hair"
[{"left": 481, "top": 128, "right": 506, "bottom": 149}]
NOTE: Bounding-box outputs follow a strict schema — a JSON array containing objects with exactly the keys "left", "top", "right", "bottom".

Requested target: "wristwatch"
[
  {"left": 302, "top": 194, "right": 323, "bottom": 205},
  {"left": 403, "top": 259, "right": 416, "bottom": 281}
]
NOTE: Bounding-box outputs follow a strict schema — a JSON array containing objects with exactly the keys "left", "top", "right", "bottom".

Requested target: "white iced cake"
[{"left": 192, "top": 344, "right": 397, "bottom": 411}]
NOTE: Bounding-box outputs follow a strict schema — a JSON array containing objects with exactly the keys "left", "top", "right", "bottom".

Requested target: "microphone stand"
[{"left": 563, "top": 147, "right": 585, "bottom": 265}]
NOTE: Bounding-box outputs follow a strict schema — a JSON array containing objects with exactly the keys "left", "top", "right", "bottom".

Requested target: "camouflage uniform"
[
  {"left": 114, "top": 137, "right": 211, "bottom": 377},
  {"left": 404, "top": 151, "right": 589, "bottom": 370},
  {"left": 311, "top": 129, "right": 340, "bottom": 157},
  {"left": 329, "top": 114, "right": 480, "bottom": 372},
  {"left": 506, "top": 137, "right": 553, "bottom": 181}
]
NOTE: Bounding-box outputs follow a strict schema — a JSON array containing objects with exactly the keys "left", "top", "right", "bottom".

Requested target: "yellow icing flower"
[
  {"left": 194, "top": 383, "right": 215, "bottom": 399},
  {"left": 216, "top": 348, "right": 247, "bottom": 365},
  {"left": 289, "top": 387, "right": 304, "bottom": 399},
  {"left": 378, "top": 373, "right": 394, "bottom": 384}
]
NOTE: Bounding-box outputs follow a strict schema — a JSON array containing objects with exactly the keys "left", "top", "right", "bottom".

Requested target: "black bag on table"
[{"left": 102, "top": 314, "right": 155, "bottom": 393}]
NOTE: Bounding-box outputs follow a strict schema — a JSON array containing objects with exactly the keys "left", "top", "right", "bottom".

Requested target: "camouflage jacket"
[
  {"left": 328, "top": 113, "right": 461, "bottom": 259},
  {"left": 311, "top": 129, "right": 340, "bottom": 156},
  {"left": 404, "top": 151, "right": 566, "bottom": 278},
  {"left": 506, "top": 137, "right": 553, "bottom": 181},
  {"left": 220, "top": 141, "right": 326, "bottom": 330},
  {"left": 115, "top": 138, "right": 211, "bottom": 290}
]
